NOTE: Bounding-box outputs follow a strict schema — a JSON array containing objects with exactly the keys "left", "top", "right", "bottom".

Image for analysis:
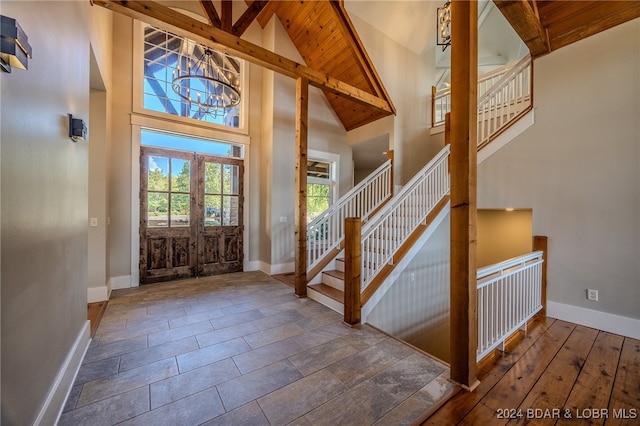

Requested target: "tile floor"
[{"left": 61, "top": 271, "right": 454, "bottom": 425}]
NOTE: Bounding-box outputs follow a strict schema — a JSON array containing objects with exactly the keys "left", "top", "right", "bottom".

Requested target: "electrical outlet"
[
  {"left": 90, "top": 217, "right": 98, "bottom": 227},
  {"left": 410, "top": 272, "right": 415, "bottom": 282},
  {"left": 587, "top": 289, "right": 599, "bottom": 301},
  {"left": 280, "top": 216, "right": 287, "bottom": 223}
]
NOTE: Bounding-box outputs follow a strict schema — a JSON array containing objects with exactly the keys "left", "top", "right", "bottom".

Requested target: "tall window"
[
  {"left": 307, "top": 160, "right": 332, "bottom": 223},
  {"left": 142, "top": 25, "right": 243, "bottom": 128}
]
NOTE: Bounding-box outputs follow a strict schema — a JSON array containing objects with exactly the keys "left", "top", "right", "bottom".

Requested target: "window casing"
[{"left": 133, "top": 21, "right": 248, "bottom": 134}]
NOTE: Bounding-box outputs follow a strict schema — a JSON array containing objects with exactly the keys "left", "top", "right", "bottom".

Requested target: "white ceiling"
[{"left": 344, "top": 0, "right": 440, "bottom": 55}]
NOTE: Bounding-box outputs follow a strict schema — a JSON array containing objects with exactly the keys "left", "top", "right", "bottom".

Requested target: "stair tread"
[
  {"left": 323, "top": 269, "right": 344, "bottom": 280},
  {"left": 308, "top": 283, "right": 344, "bottom": 303}
]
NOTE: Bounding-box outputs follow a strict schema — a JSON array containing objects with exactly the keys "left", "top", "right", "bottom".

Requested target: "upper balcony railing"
[
  {"left": 433, "top": 55, "right": 533, "bottom": 148},
  {"left": 307, "top": 159, "right": 392, "bottom": 276}
]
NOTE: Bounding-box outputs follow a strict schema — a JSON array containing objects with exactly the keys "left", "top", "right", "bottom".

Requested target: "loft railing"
[
  {"left": 476, "top": 250, "right": 544, "bottom": 361},
  {"left": 307, "top": 159, "right": 392, "bottom": 275},
  {"left": 432, "top": 55, "right": 533, "bottom": 146},
  {"left": 477, "top": 55, "right": 532, "bottom": 148},
  {"left": 433, "top": 62, "right": 512, "bottom": 126},
  {"left": 360, "top": 145, "right": 450, "bottom": 293}
]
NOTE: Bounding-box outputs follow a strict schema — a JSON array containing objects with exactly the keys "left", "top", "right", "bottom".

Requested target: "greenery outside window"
[{"left": 307, "top": 160, "right": 332, "bottom": 223}]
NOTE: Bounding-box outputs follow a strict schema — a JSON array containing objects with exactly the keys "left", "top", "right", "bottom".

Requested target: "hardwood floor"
[
  {"left": 87, "top": 301, "right": 108, "bottom": 338},
  {"left": 423, "top": 315, "right": 640, "bottom": 425}
]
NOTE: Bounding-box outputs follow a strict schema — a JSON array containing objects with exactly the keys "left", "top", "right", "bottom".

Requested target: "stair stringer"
[
  {"left": 361, "top": 201, "right": 451, "bottom": 323},
  {"left": 478, "top": 108, "right": 535, "bottom": 164}
]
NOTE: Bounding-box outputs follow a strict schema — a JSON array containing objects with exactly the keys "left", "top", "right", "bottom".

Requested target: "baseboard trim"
[
  {"left": 87, "top": 283, "right": 110, "bottom": 303},
  {"left": 547, "top": 301, "right": 640, "bottom": 339},
  {"left": 269, "top": 262, "right": 295, "bottom": 275},
  {"left": 34, "top": 320, "right": 90, "bottom": 426},
  {"left": 110, "top": 275, "right": 133, "bottom": 290},
  {"left": 244, "top": 260, "right": 261, "bottom": 272}
]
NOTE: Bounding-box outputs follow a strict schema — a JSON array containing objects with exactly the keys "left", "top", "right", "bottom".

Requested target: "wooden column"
[
  {"left": 449, "top": 0, "right": 479, "bottom": 391},
  {"left": 533, "top": 235, "right": 548, "bottom": 316},
  {"left": 294, "top": 77, "right": 309, "bottom": 297},
  {"left": 343, "top": 217, "right": 361, "bottom": 327}
]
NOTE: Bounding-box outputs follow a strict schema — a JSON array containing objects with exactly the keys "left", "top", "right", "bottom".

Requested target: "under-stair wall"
[{"left": 366, "top": 212, "right": 451, "bottom": 362}]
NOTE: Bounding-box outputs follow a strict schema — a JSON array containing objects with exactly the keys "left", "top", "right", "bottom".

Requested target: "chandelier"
[
  {"left": 172, "top": 46, "right": 241, "bottom": 119},
  {"left": 437, "top": 1, "right": 452, "bottom": 51}
]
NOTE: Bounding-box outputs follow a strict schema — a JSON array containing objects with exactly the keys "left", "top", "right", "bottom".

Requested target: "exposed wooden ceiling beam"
[
  {"left": 221, "top": 0, "right": 233, "bottom": 33},
  {"left": 199, "top": 0, "right": 220, "bottom": 28},
  {"left": 92, "top": 0, "right": 393, "bottom": 115},
  {"left": 494, "top": 0, "right": 550, "bottom": 57},
  {"left": 233, "top": 0, "right": 269, "bottom": 37},
  {"left": 328, "top": 1, "right": 396, "bottom": 115},
  {"left": 541, "top": 1, "right": 640, "bottom": 53}
]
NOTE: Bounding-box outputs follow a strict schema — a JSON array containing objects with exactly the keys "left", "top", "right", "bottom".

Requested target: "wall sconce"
[
  {"left": 1, "top": 15, "right": 32, "bottom": 73},
  {"left": 436, "top": 1, "right": 452, "bottom": 51},
  {"left": 68, "top": 114, "right": 87, "bottom": 142}
]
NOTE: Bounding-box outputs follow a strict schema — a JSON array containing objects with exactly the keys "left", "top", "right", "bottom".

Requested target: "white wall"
[
  {"left": 367, "top": 215, "right": 450, "bottom": 362},
  {"left": 478, "top": 18, "right": 640, "bottom": 321},
  {"left": 260, "top": 17, "right": 352, "bottom": 269},
  {"left": 1, "top": 1, "right": 112, "bottom": 423},
  {"left": 348, "top": 15, "right": 442, "bottom": 186}
]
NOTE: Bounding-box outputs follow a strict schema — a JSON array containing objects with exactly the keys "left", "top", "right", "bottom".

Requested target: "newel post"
[
  {"left": 344, "top": 217, "right": 362, "bottom": 327},
  {"left": 533, "top": 235, "right": 548, "bottom": 316},
  {"left": 431, "top": 85, "right": 437, "bottom": 126},
  {"left": 387, "top": 150, "right": 394, "bottom": 194}
]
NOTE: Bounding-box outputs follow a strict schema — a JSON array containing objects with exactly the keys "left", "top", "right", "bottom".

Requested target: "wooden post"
[
  {"left": 444, "top": 112, "right": 451, "bottom": 146},
  {"left": 294, "top": 77, "right": 309, "bottom": 297},
  {"left": 344, "top": 217, "right": 361, "bottom": 327},
  {"left": 533, "top": 235, "right": 548, "bottom": 316},
  {"left": 449, "top": 0, "right": 479, "bottom": 391},
  {"left": 431, "top": 85, "right": 437, "bottom": 127},
  {"left": 386, "top": 149, "right": 394, "bottom": 194},
  {"left": 445, "top": 112, "right": 451, "bottom": 170}
]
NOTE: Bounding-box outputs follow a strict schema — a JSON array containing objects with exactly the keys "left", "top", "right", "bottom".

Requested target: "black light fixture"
[
  {"left": 436, "top": 1, "right": 452, "bottom": 51},
  {"left": 68, "top": 114, "right": 87, "bottom": 142},
  {"left": 171, "top": 45, "right": 241, "bottom": 119},
  {"left": 0, "top": 15, "right": 32, "bottom": 73}
]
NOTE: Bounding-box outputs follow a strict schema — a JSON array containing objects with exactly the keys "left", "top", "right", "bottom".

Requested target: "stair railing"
[
  {"left": 307, "top": 159, "right": 392, "bottom": 275},
  {"left": 477, "top": 55, "right": 532, "bottom": 148},
  {"left": 476, "top": 249, "right": 544, "bottom": 361},
  {"left": 359, "top": 145, "right": 450, "bottom": 293},
  {"left": 432, "top": 55, "right": 532, "bottom": 142},
  {"left": 433, "top": 61, "right": 512, "bottom": 126}
]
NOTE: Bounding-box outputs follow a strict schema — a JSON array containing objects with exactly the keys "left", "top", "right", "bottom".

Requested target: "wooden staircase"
[
  {"left": 308, "top": 258, "right": 346, "bottom": 314},
  {"left": 302, "top": 58, "right": 535, "bottom": 321}
]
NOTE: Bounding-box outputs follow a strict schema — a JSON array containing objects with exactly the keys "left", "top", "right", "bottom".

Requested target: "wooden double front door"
[{"left": 140, "top": 146, "right": 244, "bottom": 283}]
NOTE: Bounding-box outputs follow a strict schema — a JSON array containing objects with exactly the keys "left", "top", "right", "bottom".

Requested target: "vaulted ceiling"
[
  {"left": 251, "top": 0, "right": 396, "bottom": 130},
  {"left": 94, "top": 0, "right": 640, "bottom": 133}
]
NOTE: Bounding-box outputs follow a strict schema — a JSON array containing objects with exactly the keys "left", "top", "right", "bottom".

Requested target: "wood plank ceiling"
[
  {"left": 495, "top": 0, "right": 640, "bottom": 58},
  {"left": 253, "top": 0, "right": 396, "bottom": 131}
]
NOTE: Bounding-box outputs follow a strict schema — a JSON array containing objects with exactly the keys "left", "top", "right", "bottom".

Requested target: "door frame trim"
[{"left": 130, "top": 114, "right": 250, "bottom": 287}]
